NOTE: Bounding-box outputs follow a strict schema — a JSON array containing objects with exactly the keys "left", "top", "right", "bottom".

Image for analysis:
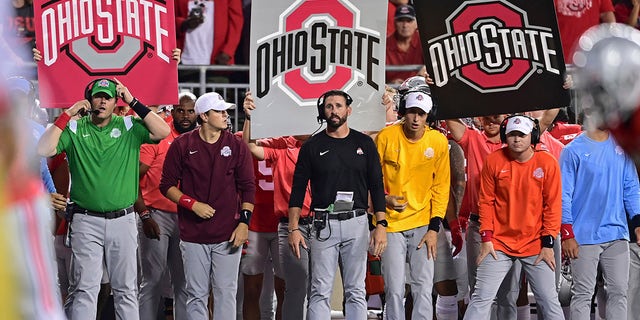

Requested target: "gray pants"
[
  {"left": 465, "top": 251, "right": 563, "bottom": 320},
  {"left": 308, "top": 214, "right": 369, "bottom": 320},
  {"left": 382, "top": 225, "right": 435, "bottom": 320},
  {"left": 570, "top": 240, "right": 629, "bottom": 320},
  {"left": 180, "top": 240, "right": 242, "bottom": 320},
  {"left": 65, "top": 212, "right": 139, "bottom": 320},
  {"left": 138, "top": 210, "right": 186, "bottom": 320},
  {"left": 466, "top": 219, "right": 520, "bottom": 319},
  {"left": 278, "top": 222, "right": 312, "bottom": 320},
  {"left": 629, "top": 244, "right": 640, "bottom": 320},
  {"left": 54, "top": 234, "right": 72, "bottom": 297}
]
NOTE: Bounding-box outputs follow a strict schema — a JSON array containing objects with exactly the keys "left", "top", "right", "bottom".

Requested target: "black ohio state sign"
[{"left": 415, "top": 0, "right": 571, "bottom": 119}]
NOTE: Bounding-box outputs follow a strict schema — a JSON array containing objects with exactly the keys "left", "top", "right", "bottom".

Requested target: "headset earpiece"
[{"left": 316, "top": 90, "right": 353, "bottom": 124}]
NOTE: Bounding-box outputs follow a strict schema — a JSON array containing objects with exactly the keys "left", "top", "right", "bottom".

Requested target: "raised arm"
[
  {"left": 242, "top": 91, "right": 265, "bottom": 160},
  {"left": 112, "top": 78, "right": 170, "bottom": 141},
  {"left": 37, "top": 100, "right": 89, "bottom": 157}
]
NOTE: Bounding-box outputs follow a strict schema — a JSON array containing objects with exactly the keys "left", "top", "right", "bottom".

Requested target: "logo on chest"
[
  {"left": 221, "top": 146, "right": 232, "bottom": 157},
  {"left": 110, "top": 128, "right": 121, "bottom": 138}
]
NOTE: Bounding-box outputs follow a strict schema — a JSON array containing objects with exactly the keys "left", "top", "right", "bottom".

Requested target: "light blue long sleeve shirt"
[
  {"left": 560, "top": 132, "right": 640, "bottom": 245},
  {"left": 29, "top": 120, "right": 57, "bottom": 193}
]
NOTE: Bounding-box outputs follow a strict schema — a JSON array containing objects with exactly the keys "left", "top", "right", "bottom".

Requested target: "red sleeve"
[
  {"left": 541, "top": 157, "right": 562, "bottom": 237},
  {"left": 140, "top": 144, "right": 157, "bottom": 167},
  {"left": 601, "top": 0, "right": 614, "bottom": 13},
  {"left": 614, "top": 4, "right": 631, "bottom": 23},
  {"left": 220, "top": 0, "right": 244, "bottom": 56},
  {"left": 478, "top": 154, "right": 497, "bottom": 233}
]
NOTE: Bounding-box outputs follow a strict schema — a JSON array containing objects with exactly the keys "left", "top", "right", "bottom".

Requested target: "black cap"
[{"left": 395, "top": 5, "right": 416, "bottom": 21}]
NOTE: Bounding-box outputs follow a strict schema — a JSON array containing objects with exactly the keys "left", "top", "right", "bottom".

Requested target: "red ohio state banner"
[
  {"left": 34, "top": 0, "right": 178, "bottom": 108},
  {"left": 414, "top": 0, "right": 571, "bottom": 119}
]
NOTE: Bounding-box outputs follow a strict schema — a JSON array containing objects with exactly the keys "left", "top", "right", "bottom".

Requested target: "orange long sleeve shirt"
[{"left": 478, "top": 148, "right": 561, "bottom": 257}]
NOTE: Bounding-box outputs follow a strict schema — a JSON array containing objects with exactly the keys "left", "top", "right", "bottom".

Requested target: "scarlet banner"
[{"left": 34, "top": 0, "right": 178, "bottom": 108}]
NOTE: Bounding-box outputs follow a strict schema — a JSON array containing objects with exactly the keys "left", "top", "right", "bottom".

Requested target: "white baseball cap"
[
  {"left": 505, "top": 116, "right": 534, "bottom": 135},
  {"left": 194, "top": 92, "right": 236, "bottom": 115},
  {"left": 404, "top": 91, "right": 433, "bottom": 114}
]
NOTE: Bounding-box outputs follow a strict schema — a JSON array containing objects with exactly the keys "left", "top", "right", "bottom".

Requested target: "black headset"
[
  {"left": 499, "top": 114, "right": 541, "bottom": 145},
  {"left": 316, "top": 90, "right": 353, "bottom": 124},
  {"left": 84, "top": 78, "right": 118, "bottom": 102},
  {"left": 398, "top": 85, "right": 438, "bottom": 126}
]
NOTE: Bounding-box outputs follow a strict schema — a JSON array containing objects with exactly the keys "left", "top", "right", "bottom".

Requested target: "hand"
[
  {"left": 112, "top": 78, "right": 134, "bottom": 104},
  {"left": 417, "top": 229, "right": 438, "bottom": 260},
  {"left": 561, "top": 238, "right": 580, "bottom": 259},
  {"left": 243, "top": 91, "right": 255, "bottom": 117},
  {"left": 448, "top": 219, "right": 464, "bottom": 257},
  {"left": 192, "top": 201, "right": 215, "bottom": 219},
  {"left": 181, "top": 15, "right": 204, "bottom": 31},
  {"left": 562, "top": 74, "right": 573, "bottom": 89},
  {"left": 288, "top": 229, "right": 307, "bottom": 259},
  {"left": 477, "top": 241, "right": 498, "bottom": 265},
  {"left": 172, "top": 48, "right": 181, "bottom": 63},
  {"left": 214, "top": 52, "right": 231, "bottom": 65},
  {"left": 369, "top": 225, "right": 387, "bottom": 257},
  {"left": 142, "top": 217, "right": 161, "bottom": 240},
  {"left": 49, "top": 193, "right": 67, "bottom": 211},
  {"left": 33, "top": 48, "right": 42, "bottom": 62},
  {"left": 229, "top": 223, "right": 248, "bottom": 248},
  {"left": 385, "top": 195, "right": 407, "bottom": 212},
  {"left": 66, "top": 100, "right": 91, "bottom": 118},
  {"left": 534, "top": 247, "right": 556, "bottom": 271}
]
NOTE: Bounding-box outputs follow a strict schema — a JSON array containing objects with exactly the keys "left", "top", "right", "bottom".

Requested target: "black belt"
[
  {"left": 470, "top": 214, "right": 479, "bottom": 222},
  {"left": 73, "top": 205, "right": 134, "bottom": 219},
  {"left": 326, "top": 209, "right": 367, "bottom": 221},
  {"left": 280, "top": 216, "right": 313, "bottom": 225}
]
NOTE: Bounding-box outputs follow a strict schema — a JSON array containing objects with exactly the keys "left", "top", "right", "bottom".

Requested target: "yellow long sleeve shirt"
[{"left": 375, "top": 123, "right": 450, "bottom": 232}]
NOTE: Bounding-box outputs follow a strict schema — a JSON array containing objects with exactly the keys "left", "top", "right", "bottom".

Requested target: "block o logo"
[
  {"left": 427, "top": 0, "right": 560, "bottom": 93},
  {"left": 256, "top": 0, "right": 381, "bottom": 106}
]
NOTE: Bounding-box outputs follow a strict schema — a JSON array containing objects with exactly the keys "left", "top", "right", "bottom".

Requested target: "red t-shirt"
[
  {"left": 386, "top": 31, "right": 424, "bottom": 83},
  {"left": 140, "top": 123, "right": 181, "bottom": 213},
  {"left": 536, "top": 131, "right": 564, "bottom": 160},
  {"left": 549, "top": 122, "right": 582, "bottom": 145},
  {"left": 234, "top": 132, "right": 277, "bottom": 233},
  {"left": 458, "top": 127, "right": 503, "bottom": 216},
  {"left": 555, "top": 0, "right": 614, "bottom": 64},
  {"left": 261, "top": 136, "right": 312, "bottom": 219},
  {"left": 249, "top": 158, "right": 278, "bottom": 232},
  {"left": 614, "top": 3, "right": 640, "bottom": 29}
]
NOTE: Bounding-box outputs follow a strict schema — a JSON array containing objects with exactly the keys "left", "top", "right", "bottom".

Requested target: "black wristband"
[
  {"left": 245, "top": 113, "right": 251, "bottom": 121},
  {"left": 129, "top": 98, "right": 151, "bottom": 119},
  {"left": 239, "top": 209, "right": 252, "bottom": 225},
  {"left": 541, "top": 235, "right": 555, "bottom": 248},
  {"left": 428, "top": 217, "right": 442, "bottom": 232}
]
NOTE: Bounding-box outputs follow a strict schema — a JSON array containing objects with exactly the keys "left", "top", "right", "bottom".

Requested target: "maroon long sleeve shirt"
[{"left": 160, "top": 129, "right": 256, "bottom": 244}]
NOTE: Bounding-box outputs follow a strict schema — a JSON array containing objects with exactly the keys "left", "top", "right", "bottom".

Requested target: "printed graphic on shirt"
[{"left": 556, "top": 0, "right": 593, "bottom": 17}]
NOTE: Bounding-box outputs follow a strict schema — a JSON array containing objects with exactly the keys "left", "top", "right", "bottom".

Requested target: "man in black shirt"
[{"left": 287, "top": 90, "right": 387, "bottom": 319}]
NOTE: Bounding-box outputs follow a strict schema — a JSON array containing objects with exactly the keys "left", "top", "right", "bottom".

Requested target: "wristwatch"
[{"left": 377, "top": 219, "right": 388, "bottom": 228}]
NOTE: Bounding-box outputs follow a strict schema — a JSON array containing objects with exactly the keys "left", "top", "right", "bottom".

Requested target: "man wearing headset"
[
  {"left": 374, "top": 88, "right": 450, "bottom": 319},
  {"left": 287, "top": 89, "right": 387, "bottom": 320},
  {"left": 464, "top": 115, "right": 564, "bottom": 319},
  {"left": 36, "top": 78, "right": 170, "bottom": 319}
]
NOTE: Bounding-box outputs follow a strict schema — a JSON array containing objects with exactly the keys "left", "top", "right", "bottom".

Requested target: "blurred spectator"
[
  {"left": 554, "top": 0, "right": 615, "bottom": 64},
  {"left": 614, "top": 0, "right": 640, "bottom": 28},
  {"left": 387, "top": 0, "right": 409, "bottom": 36},
  {"left": 386, "top": 5, "right": 424, "bottom": 84},
  {"left": 4, "top": 0, "right": 35, "bottom": 63},
  {"left": 548, "top": 108, "right": 583, "bottom": 145},
  {"left": 175, "top": 0, "right": 243, "bottom": 66}
]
